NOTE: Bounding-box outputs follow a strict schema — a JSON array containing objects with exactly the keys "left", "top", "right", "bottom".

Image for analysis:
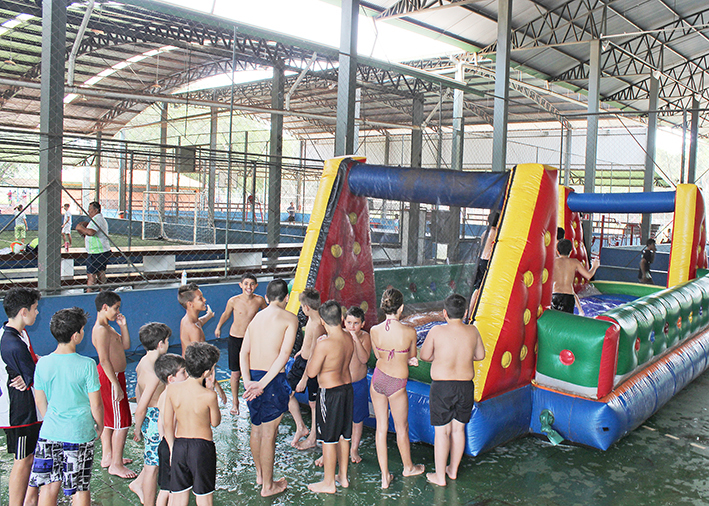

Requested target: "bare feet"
[
  {"left": 290, "top": 426, "right": 309, "bottom": 447},
  {"left": 381, "top": 473, "right": 394, "bottom": 489},
  {"left": 129, "top": 479, "right": 145, "bottom": 503},
  {"left": 308, "top": 480, "right": 336, "bottom": 494},
  {"left": 314, "top": 455, "right": 323, "bottom": 467},
  {"left": 261, "top": 478, "right": 287, "bottom": 497},
  {"left": 350, "top": 450, "right": 362, "bottom": 463},
  {"left": 295, "top": 436, "right": 317, "bottom": 450},
  {"left": 256, "top": 471, "right": 263, "bottom": 486},
  {"left": 336, "top": 473, "right": 349, "bottom": 488},
  {"left": 101, "top": 455, "right": 130, "bottom": 467},
  {"left": 230, "top": 404, "right": 239, "bottom": 416},
  {"left": 108, "top": 464, "right": 137, "bottom": 479},
  {"left": 445, "top": 465, "right": 457, "bottom": 480},
  {"left": 403, "top": 464, "right": 425, "bottom": 477},
  {"left": 426, "top": 472, "right": 446, "bottom": 487}
]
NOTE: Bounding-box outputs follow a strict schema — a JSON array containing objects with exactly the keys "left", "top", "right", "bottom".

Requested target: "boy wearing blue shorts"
[
  {"left": 29, "top": 307, "right": 104, "bottom": 503},
  {"left": 345, "top": 307, "right": 372, "bottom": 463},
  {"left": 129, "top": 323, "right": 172, "bottom": 506}
]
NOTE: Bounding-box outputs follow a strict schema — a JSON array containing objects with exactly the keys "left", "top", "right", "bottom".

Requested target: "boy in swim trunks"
[
  {"left": 214, "top": 273, "right": 267, "bottom": 415},
  {"left": 29, "top": 307, "right": 103, "bottom": 504},
  {"left": 164, "top": 342, "right": 221, "bottom": 506},
  {"left": 154, "top": 353, "right": 187, "bottom": 506},
  {"left": 420, "top": 293, "right": 486, "bottom": 486},
  {"left": 178, "top": 283, "right": 226, "bottom": 405},
  {"left": 306, "top": 300, "right": 354, "bottom": 494},
  {"left": 130, "top": 322, "right": 172, "bottom": 506},
  {"left": 552, "top": 239, "right": 600, "bottom": 314},
  {"left": 345, "top": 306, "right": 371, "bottom": 463},
  {"left": 241, "top": 278, "right": 298, "bottom": 497},
  {"left": 286, "top": 288, "right": 324, "bottom": 449},
  {"left": 92, "top": 290, "right": 136, "bottom": 479}
]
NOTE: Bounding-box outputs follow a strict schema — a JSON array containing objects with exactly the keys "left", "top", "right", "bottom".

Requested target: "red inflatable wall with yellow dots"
[
  {"left": 668, "top": 184, "right": 708, "bottom": 286},
  {"left": 558, "top": 186, "right": 591, "bottom": 292}
]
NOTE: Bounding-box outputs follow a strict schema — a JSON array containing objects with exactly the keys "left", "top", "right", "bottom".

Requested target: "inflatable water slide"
[{"left": 288, "top": 157, "right": 709, "bottom": 455}]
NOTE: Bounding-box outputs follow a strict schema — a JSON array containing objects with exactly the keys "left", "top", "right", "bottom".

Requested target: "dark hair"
[
  {"left": 154, "top": 353, "right": 186, "bottom": 383},
  {"left": 184, "top": 342, "right": 220, "bottom": 378},
  {"left": 139, "top": 322, "right": 172, "bottom": 351},
  {"left": 488, "top": 210, "right": 500, "bottom": 227},
  {"left": 50, "top": 307, "right": 88, "bottom": 344},
  {"left": 380, "top": 287, "right": 404, "bottom": 315},
  {"left": 319, "top": 300, "right": 342, "bottom": 326},
  {"left": 557, "top": 227, "right": 565, "bottom": 240},
  {"left": 95, "top": 290, "right": 121, "bottom": 312},
  {"left": 266, "top": 278, "right": 289, "bottom": 302},
  {"left": 3, "top": 287, "right": 41, "bottom": 319},
  {"left": 444, "top": 294, "right": 467, "bottom": 320},
  {"left": 241, "top": 272, "right": 258, "bottom": 283},
  {"left": 557, "top": 238, "right": 573, "bottom": 256},
  {"left": 89, "top": 201, "right": 101, "bottom": 213},
  {"left": 299, "top": 287, "right": 321, "bottom": 310},
  {"left": 646, "top": 238, "right": 656, "bottom": 246},
  {"left": 346, "top": 306, "right": 365, "bottom": 322},
  {"left": 177, "top": 283, "right": 200, "bottom": 308}
]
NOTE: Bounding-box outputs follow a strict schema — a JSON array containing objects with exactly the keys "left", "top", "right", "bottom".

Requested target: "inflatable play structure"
[{"left": 289, "top": 157, "right": 709, "bottom": 455}]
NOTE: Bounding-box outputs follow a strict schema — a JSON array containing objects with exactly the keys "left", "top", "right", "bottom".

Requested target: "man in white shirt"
[
  {"left": 76, "top": 202, "right": 111, "bottom": 291},
  {"left": 61, "top": 203, "right": 72, "bottom": 252}
]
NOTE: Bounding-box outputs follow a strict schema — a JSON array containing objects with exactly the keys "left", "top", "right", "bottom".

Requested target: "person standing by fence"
[{"left": 76, "top": 202, "right": 111, "bottom": 291}]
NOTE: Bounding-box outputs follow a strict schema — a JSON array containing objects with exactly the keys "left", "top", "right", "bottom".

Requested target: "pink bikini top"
[{"left": 376, "top": 319, "right": 409, "bottom": 360}]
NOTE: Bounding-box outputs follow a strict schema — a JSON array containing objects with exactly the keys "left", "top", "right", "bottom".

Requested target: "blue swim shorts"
[
  {"left": 352, "top": 377, "right": 370, "bottom": 424},
  {"left": 246, "top": 370, "right": 290, "bottom": 426}
]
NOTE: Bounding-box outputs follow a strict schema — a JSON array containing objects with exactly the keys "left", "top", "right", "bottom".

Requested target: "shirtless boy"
[
  {"left": 241, "top": 279, "right": 298, "bottom": 497},
  {"left": 92, "top": 290, "right": 136, "bottom": 479},
  {"left": 214, "top": 273, "right": 267, "bottom": 415},
  {"left": 306, "top": 300, "right": 354, "bottom": 494},
  {"left": 552, "top": 239, "right": 600, "bottom": 314},
  {"left": 164, "top": 342, "right": 221, "bottom": 506},
  {"left": 286, "top": 288, "right": 324, "bottom": 449},
  {"left": 345, "top": 306, "right": 372, "bottom": 463},
  {"left": 178, "top": 283, "right": 226, "bottom": 404},
  {"left": 130, "top": 323, "right": 171, "bottom": 506},
  {"left": 420, "top": 294, "right": 485, "bottom": 486},
  {"left": 154, "top": 354, "right": 187, "bottom": 506}
]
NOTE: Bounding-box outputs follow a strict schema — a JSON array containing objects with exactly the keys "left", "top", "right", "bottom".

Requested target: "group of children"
[{"left": 1, "top": 272, "right": 489, "bottom": 504}]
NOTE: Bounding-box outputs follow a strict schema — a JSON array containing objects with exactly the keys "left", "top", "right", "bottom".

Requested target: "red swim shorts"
[{"left": 97, "top": 364, "right": 132, "bottom": 430}]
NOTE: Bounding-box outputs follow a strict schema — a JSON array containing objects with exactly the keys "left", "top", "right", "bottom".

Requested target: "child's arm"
[
  {"left": 240, "top": 326, "right": 253, "bottom": 388},
  {"left": 199, "top": 305, "right": 215, "bottom": 327},
  {"left": 207, "top": 372, "right": 221, "bottom": 428},
  {"left": 115, "top": 313, "right": 131, "bottom": 350},
  {"left": 89, "top": 389, "right": 104, "bottom": 439},
  {"left": 473, "top": 328, "right": 486, "bottom": 361},
  {"left": 214, "top": 299, "right": 234, "bottom": 338},
  {"left": 419, "top": 328, "right": 435, "bottom": 363},
  {"left": 163, "top": 388, "right": 176, "bottom": 453},
  {"left": 34, "top": 389, "right": 48, "bottom": 418},
  {"left": 214, "top": 375, "right": 227, "bottom": 404},
  {"left": 244, "top": 318, "right": 298, "bottom": 400},
  {"left": 94, "top": 327, "right": 124, "bottom": 401},
  {"left": 407, "top": 328, "right": 419, "bottom": 367},
  {"left": 305, "top": 338, "right": 326, "bottom": 379},
  {"left": 133, "top": 374, "right": 160, "bottom": 442},
  {"left": 352, "top": 331, "right": 371, "bottom": 365}
]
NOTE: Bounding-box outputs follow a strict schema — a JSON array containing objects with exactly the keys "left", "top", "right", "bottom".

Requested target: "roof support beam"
[
  {"left": 492, "top": 0, "right": 512, "bottom": 173},
  {"left": 582, "top": 39, "right": 600, "bottom": 245},
  {"left": 641, "top": 70, "right": 659, "bottom": 243},
  {"left": 335, "top": 0, "right": 359, "bottom": 156}
]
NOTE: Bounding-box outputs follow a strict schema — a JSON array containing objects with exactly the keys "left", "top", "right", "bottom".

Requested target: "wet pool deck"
[{"left": 3, "top": 338, "right": 709, "bottom": 505}]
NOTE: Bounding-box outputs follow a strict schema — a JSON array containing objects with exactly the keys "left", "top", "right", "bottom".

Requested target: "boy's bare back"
[
  {"left": 166, "top": 378, "right": 220, "bottom": 441},
  {"left": 553, "top": 256, "right": 599, "bottom": 295},
  {"left": 226, "top": 294, "right": 267, "bottom": 337},
  {"left": 301, "top": 317, "right": 325, "bottom": 361},
  {"left": 424, "top": 322, "right": 485, "bottom": 382},
  {"left": 309, "top": 327, "right": 353, "bottom": 389},
  {"left": 135, "top": 356, "right": 164, "bottom": 409},
  {"left": 180, "top": 315, "right": 204, "bottom": 355},
  {"left": 93, "top": 321, "right": 127, "bottom": 373},
  {"left": 245, "top": 305, "right": 298, "bottom": 371}
]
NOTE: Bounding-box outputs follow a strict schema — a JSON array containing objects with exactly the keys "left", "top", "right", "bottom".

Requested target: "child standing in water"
[{"left": 345, "top": 306, "right": 371, "bottom": 463}]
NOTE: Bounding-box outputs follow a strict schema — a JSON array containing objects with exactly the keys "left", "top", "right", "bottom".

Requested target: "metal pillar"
[
  {"left": 491, "top": 0, "right": 513, "bottom": 173},
  {"left": 563, "top": 127, "right": 572, "bottom": 187},
  {"left": 688, "top": 96, "right": 699, "bottom": 184},
  {"left": 334, "top": 0, "right": 358, "bottom": 156},
  {"left": 159, "top": 101, "right": 168, "bottom": 224},
  {"left": 118, "top": 131, "right": 127, "bottom": 214},
  {"left": 208, "top": 104, "right": 218, "bottom": 240},
  {"left": 405, "top": 95, "right": 424, "bottom": 266},
  {"left": 582, "top": 39, "right": 601, "bottom": 244},
  {"left": 450, "top": 64, "right": 465, "bottom": 262},
  {"left": 38, "top": 0, "right": 66, "bottom": 292},
  {"left": 94, "top": 131, "right": 101, "bottom": 202},
  {"left": 267, "top": 62, "right": 284, "bottom": 252},
  {"left": 641, "top": 71, "right": 659, "bottom": 243}
]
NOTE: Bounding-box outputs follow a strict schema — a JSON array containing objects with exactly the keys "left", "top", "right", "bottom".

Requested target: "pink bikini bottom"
[{"left": 371, "top": 367, "right": 407, "bottom": 398}]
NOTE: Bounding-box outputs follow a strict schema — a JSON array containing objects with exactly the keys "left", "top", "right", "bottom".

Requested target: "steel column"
[
  {"left": 335, "top": 0, "right": 358, "bottom": 156},
  {"left": 209, "top": 104, "right": 218, "bottom": 239},
  {"left": 268, "top": 62, "right": 285, "bottom": 252},
  {"left": 492, "top": 0, "right": 513, "bottom": 173},
  {"left": 583, "top": 39, "right": 601, "bottom": 244},
  {"left": 406, "top": 95, "right": 424, "bottom": 266},
  {"left": 641, "top": 71, "right": 659, "bottom": 243},
  {"left": 688, "top": 96, "right": 699, "bottom": 183}
]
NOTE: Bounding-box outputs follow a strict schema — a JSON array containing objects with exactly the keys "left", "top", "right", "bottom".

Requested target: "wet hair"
[
  {"left": 3, "top": 287, "right": 41, "bottom": 319},
  {"left": 646, "top": 238, "right": 656, "bottom": 246},
  {"left": 241, "top": 272, "right": 258, "bottom": 283},
  {"left": 488, "top": 210, "right": 500, "bottom": 227},
  {"left": 346, "top": 306, "right": 365, "bottom": 322},
  {"left": 319, "top": 300, "right": 342, "bottom": 326},
  {"left": 184, "top": 342, "right": 220, "bottom": 378},
  {"left": 299, "top": 287, "right": 321, "bottom": 310},
  {"left": 154, "top": 353, "right": 186, "bottom": 384},
  {"left": 50, "top": 307, "right": 88, "bottom": 344},
  {"left": 177, "top": 283, "right": 200, "bottom": 308},
  {"left": 557, "top": 227, "right": 565, "bottom": 240},
  {"left": 557, "top": 238, "right": 573, "bottom": 256},
  {"left": 89, "top": 201, "right": 101, "bottom": 213},
  {"left": 266, "top": 278, "right": 288, "bottom": 302},
  {"left": 63, "top": 203, "right": 70, "bottom": 208},
  {"left": 444, "top": 294, "right": 467, "bottom": 320},
  {"left": 95, "top": 290, "right": 121, "bottom": 312},
  {"left": 139, "top": 322, "right": 172, "bottom": 351},
  {"left": 380, "top": 288, "right": 404, "bottom": 315}
]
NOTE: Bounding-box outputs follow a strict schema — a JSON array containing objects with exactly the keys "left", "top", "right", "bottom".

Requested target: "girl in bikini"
[{"left": 369, "top": 288, "right": 425, "bottom": 488}]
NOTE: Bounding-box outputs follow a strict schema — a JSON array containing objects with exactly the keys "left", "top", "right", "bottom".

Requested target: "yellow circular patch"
[
  {"left": 537, "top": 305, "right": 543, "bottom": 317},
  {"left": 689, "top": 312, "right": 693, "bottom": 324},
  {"left": 544, "top": 230, "right": 551, "bottom": 247},
  {"left": 501, "top": 351, "right": 512, "bottom": 369},
  {"left": 574, "top": 240, "right": 579, "bottom": 249},
  {"left": 542, "top": 268, "right": 548, "bottom": 284},
  {"left": 523, "top": 309, "right": 531, "bottom": 325},
  {"left": 572, "top": 221, "right": 577, "bottom": 228},
  {"left": 356, "top": 271, "right": 365, "bottom": 284},
  {"left": 335, "top": 277, "right": 345, "bottom": 290},
  {"left": 330, "top": 244, "right": 343, "bottom": 258},
  {"left": 360, "top": 301, "right": 368, "bottom": 312},
  {"left": 349, "top": 212, "right": 358, "bottom": 225},
  {"left": 520, "top": 345, "right": 528, "bottom": 361},
  {"left": 353, "top": 242, "right": 361, "bottom": 255},
  {"left": 523, "top": 271, "right": 534, "bottom": 287}
]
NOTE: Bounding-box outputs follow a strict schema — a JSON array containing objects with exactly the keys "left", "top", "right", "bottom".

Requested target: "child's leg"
[
  {"left": 156, "top": 490, "right": 170, "bottom": 506},
  {"left": 307, "top": 443, "right": 338, "bottom": 494},
  {"left": 128, "top": 468, "right": 145, "bottom": 503},
  {"left": 230, "top": 371, "right": 241, "bottom": 415},
  {"left": 37, "top": 482, "right": 61, "bottom": 506},
  {"left": 427, "top": 423, "right": 451, "bottom": 486},
  {"left": 350, "top": 421, "right": 364, "bottom": 463},
  {"left": 169, "top": 491, "right": 189, "bottom": 506},
  {"left": 100, "top": 427, "right": 113, "bottom": 467},
  {"left": 108, "top": 429, "right": 136, "bottom": 478},
  {"left": 195, "top": 494, "right": 214, "bottom": 506},
  {"left": 295, "top": 401, "right": 317, "bottom": 449},
  {"left": 370, "top": 387, "right": 393, "bottom": 489},
  {"left": 71, "top": 490, "right": 91, "bottom": 506},
  {"left": 142, "top": 466, "right": 159, "bottom": 506},
  {"left": 337, "top": 437, "right": 350, "bottom": 488},
  {"left": 447, "top": 419, "right": 466, "bottom": 479},
  {"left": 249, "top": 423, "right": 263, "bottom": 485},
  {"left": 258, "top": 416, "right": 287, "bottom": 497},
  {"left": 8, "top": 454, "right": 33, "bottom": 506},
  {"left": 389, "top": 388, "right": 424, "bottom": 477},
  {"left": 288, "top": 394, "right": 308, "bottom": 446}
]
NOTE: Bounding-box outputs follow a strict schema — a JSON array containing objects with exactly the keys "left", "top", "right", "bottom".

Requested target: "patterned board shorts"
[
  {"left": 29, "top": 439, "right": 95, "bottom": 496},
  {"left": 141, "top": 407, "right": 161, "bottom": 466}
]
